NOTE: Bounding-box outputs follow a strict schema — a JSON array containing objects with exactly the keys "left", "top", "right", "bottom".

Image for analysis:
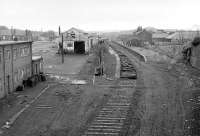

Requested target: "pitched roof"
[
  {"left": 152, "top": 32, "right": 169, "bottom": 39},
  {"left": 167, "top": 31, "right": 199, "bottom": 40},
  {"left": 67, "top": 27, "right": 87, "bottom": 34}
]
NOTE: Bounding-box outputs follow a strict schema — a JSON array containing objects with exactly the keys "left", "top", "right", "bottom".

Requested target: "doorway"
[{"left": 74, "top": 41, "right": 85, "bottom": 54}]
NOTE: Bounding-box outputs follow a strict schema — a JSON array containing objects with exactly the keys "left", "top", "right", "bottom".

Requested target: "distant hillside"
[
  {"left": 144, "top": 27, "right": 158, "bottom": 33},
  {"left": 0, "top": 26, "right": 9, "bottom": 30},
  {"left": 0, "top": 25, "right": 57, "bottom": 41}
]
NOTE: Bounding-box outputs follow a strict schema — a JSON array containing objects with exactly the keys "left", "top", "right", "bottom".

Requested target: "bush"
[
  {"left": 16, "top": 85, "right": 24, "bottom": 91},
  {"left": 192, "top": 37, "right": 200, "bottom": 46}
]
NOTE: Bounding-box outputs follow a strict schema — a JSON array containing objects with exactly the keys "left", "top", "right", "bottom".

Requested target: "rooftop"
[
  {"left": 0, "top": 41, "right": 32, "bottom": 46},
  {"left": 167, "top": 31, "right": 200, "bottom": 39},
  {"left": 152, "top": 33, "right": 169, "bottom": 39}
]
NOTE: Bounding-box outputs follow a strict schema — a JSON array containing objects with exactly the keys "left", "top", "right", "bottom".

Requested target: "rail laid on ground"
[
  {"left": 112, "top": 41, "right": 147, "bottom": 62},
  {"left": 82, "top": 42, "right": 138, "bottom": 136}
]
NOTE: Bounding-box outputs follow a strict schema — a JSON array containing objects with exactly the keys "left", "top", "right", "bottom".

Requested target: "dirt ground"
[
  {"left": 32, "top": 41, "right": 89, "bottom": 75},
  {"left": 0, "top": 41, "right": 118, "bottom": 136},
  {"left": 1, "top": 41, "right": 200, "bottom": 136},
  {"left": 118, "top": 45, "right": 200, "bottom": 136}
]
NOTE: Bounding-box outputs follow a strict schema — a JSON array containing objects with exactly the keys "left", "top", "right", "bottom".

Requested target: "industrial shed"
[{"left": 62, "top": 27, "right": 93, "bottom": 54}]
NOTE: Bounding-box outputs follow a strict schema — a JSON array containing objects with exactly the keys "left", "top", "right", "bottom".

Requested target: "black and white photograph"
[{"left": 0, "top": 0, "right": 200, "bottom": 135}]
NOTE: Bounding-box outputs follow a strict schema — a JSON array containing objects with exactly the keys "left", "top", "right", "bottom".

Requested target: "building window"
[
  {"left": 24, "top": 47, "right": 30, "bottom": 56},
  {"left": 6, "top": 50, "right": 10, "bottom": 60},
  {"left": 67, "top": 43, "right": 73, "bottom": 47},
  {"left": 20, "top": 48, "right": 24, "bottom": 57},
  {"left": 27, "top": 65, "right": 31, "bottom": 76},
  {"left": 24, "top": 48, "right": 27, "bottom": 56},
  {"left": 13, "top": 49, "right": 17, "bottom": 60}
]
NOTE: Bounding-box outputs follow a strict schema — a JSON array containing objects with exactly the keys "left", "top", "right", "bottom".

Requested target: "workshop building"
[
  {"left": 0, "top": 41, "right": 32, "bottom": 98},
  {"left": 62, "top": 27, "right": 93, "bottom": 54}
]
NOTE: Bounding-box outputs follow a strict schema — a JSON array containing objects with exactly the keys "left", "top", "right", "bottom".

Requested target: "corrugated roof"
[{"left": 167, "top": 31, "right": 199, "bottom": 40}]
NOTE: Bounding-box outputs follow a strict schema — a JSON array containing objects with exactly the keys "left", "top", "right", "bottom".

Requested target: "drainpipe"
[
  {"left": 2, "top": 46, "right": 6, "bottom": 96},
  {"left": 11, "top": 45, "right": 14, "bottom": 92},
  {"left": 30, "top": 42, "right": 33, "bottom": 76}
]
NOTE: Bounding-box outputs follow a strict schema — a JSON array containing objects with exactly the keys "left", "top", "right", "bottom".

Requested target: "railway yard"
[{"left": 0, "top": 40, "right": 200, "bottom": 136}]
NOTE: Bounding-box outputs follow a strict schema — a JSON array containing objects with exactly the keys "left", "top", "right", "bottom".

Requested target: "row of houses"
[
  {"left": 152, "top": 31, "right": 200, "bottom": 45},
  {"left": 131, "top": 28, "right": 200, "bottom": 46},
  {"left": 0, "top": 41, "right": 43, "bottom": 99}
]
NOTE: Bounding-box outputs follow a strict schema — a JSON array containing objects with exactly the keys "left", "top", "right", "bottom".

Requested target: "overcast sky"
[{"left": 1, "top": 0, "right": 200, "bottom": 31}]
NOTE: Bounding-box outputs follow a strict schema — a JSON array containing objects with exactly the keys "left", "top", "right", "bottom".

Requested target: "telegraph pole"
[
  {"left": 58, "top": 26, "right": 64, "bottom": 63},
  {"left": 61, "top": 34, "right": 64, "bottom": 63}
]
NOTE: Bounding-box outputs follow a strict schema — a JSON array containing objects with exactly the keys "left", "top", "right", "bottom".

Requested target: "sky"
[{"left": 1, "top": 0, "right": 200, "bottom": 31}]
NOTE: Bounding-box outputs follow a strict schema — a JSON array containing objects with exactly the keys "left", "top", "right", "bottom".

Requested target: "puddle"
[
  {"left": 71, "top": 80, "right": 87, "bottom": 85},
  {"left": 109, "top": 47, "right": 115, "bottom": 55},
  {"left": 47, "top": 65, "right": 55, "bottom": 69},
  {"left": 47, "top": 74, "right": 87, "bottom": 84}
]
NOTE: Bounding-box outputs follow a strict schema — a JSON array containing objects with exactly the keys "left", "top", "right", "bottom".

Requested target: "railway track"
[
  {"left": 116, "top": 50, "right": 137, "bottom": 80},
  {"left": 82, "top": 42, "right": 138, "bottom": 136}
]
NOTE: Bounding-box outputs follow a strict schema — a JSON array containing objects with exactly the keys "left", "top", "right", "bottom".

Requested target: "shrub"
[{"left": 192, "top": 37, "right": 200, "bottom": 46}]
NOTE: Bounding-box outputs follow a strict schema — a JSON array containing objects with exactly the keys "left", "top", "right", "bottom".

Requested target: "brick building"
[
  {"left": 0, "top": 41, "right": 32, "bottom": 98},
  {"left": 134, "top": 29, "right": 152, "bottom": 45},
  {"left": 152, "top": 32, "right": 171, "bottom": 45}
]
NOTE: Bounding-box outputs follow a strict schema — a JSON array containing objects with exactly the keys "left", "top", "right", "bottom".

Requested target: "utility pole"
[
  {"left": 11, "top": 26, "right": 13, "bottom": 41},
  {"left": 58, "top": 26, "right": 64, "bottom": 63},
  {"left": 61, "top": 34, "right": 64, "bottom": 63}
]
